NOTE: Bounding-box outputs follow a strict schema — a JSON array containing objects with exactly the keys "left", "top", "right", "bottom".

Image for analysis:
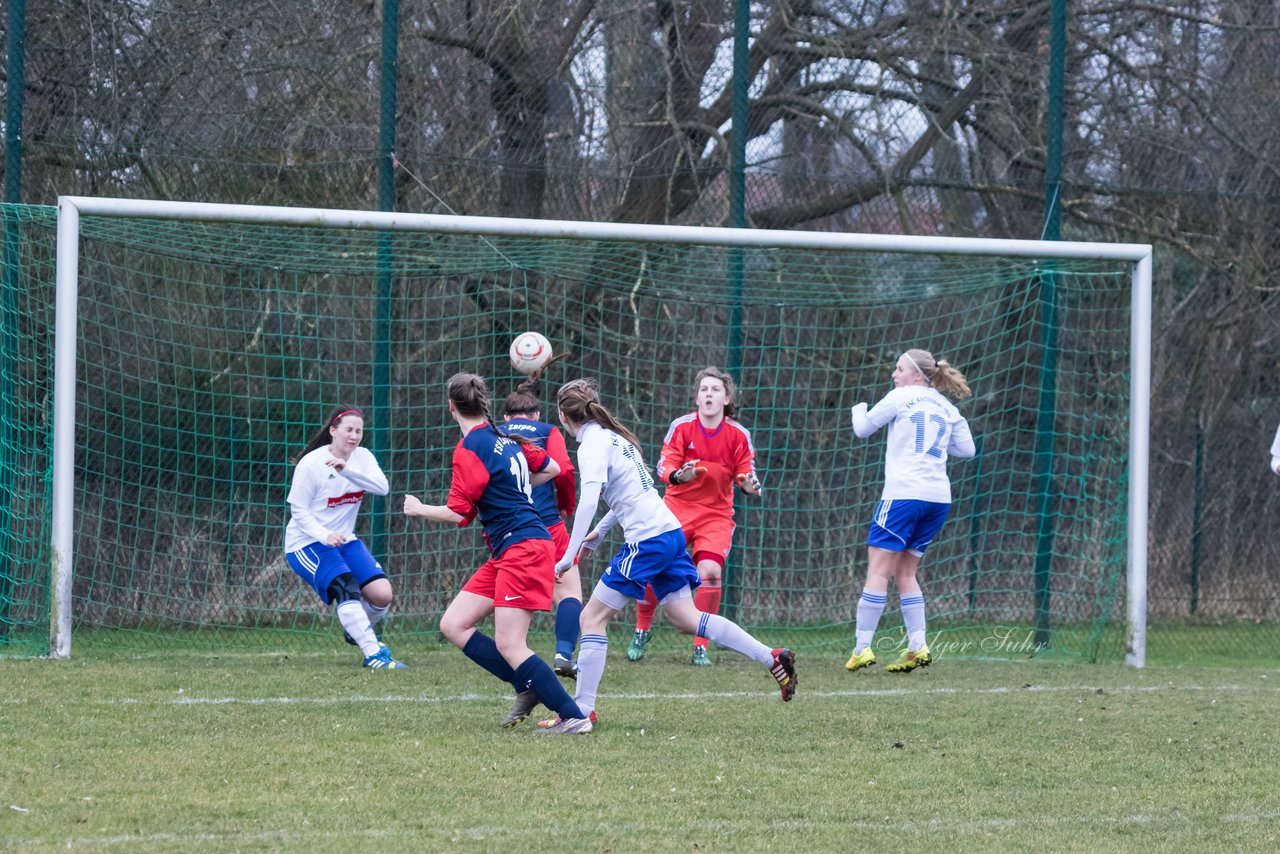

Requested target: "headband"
[
  {"left": 903, "top": 353, "right": 931, "bottom": 384},
  {"left": 332, "top": 409, "right": 362, "bottom": 423}
]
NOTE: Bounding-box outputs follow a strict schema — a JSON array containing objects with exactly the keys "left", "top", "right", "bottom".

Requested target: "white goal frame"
[{"left": 52, "top": 196, "right": 1154, "bottom": 665}]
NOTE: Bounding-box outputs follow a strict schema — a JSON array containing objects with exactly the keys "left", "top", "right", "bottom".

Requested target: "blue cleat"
[{"left": 362, "top": 644, "right": 406, "bottom": 669}]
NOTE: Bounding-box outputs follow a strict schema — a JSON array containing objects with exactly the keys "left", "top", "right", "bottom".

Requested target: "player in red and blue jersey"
[
  {"left": 502, "top": 379, "right": 582, "bottom": 680},
  {"left": 403, "top": 373, "right": 591, "bottom": 734}
]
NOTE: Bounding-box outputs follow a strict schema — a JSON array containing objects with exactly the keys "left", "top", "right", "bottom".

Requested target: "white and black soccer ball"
[{"left": 508, "top": 331, "right": 553, "bottom": 376}]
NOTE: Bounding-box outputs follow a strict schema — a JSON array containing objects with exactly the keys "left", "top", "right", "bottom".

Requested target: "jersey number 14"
[{"left": 508, "top": 455, "right": 534, "bottom": 502}]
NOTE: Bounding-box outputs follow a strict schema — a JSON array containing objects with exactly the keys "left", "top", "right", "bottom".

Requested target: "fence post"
[
  {"left": 370, "top": 0, "right": 400, "bottom": 560},
  {"left": 723, "top": 0, "right": 749, "bottom": 623},
  {"left": 1189, "top": 425, "right": 1203, "bottom": 615}
]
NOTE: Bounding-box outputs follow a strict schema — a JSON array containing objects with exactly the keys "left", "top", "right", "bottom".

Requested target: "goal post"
[{"left": 42, "top": 196, "right": 1151, "bottom": 664}]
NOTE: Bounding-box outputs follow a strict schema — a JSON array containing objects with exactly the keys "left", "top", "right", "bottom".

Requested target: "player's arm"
[
  {"left": 588, "top": 509, "right": 618, "bottom": 542},
  {"left": 547, "top": 427, "right": 577, "bottom": 515},
  {"left": 660, "top": 427, "right": 711, "bottom": 486},
  {"left": 287, "top": 464, "right": 343, "bottom": 545},
  {"left": 949, "top": 416, "right": 977, "bottom": 459},
  {"left": 404, "top": 446, "right": 480, "bottom": 526},
  {"left": 530, "top": 456, "right": 560, "bottom": 488},
  {"left": 332, "top": 448, "right": 389, "bottom": 495},
  {"left": 556, "top": 480, "right": 602, "bottom": 575},
  {"left": 402, "top": 495, "right": 464, "bottom": 524},
  {"left": 657, "top": 419, "right": 704, "bottom": 485},
  {"left": 851, "top": 393, "right": 899, "bottom": 438},
  {"left": 732, "top": 425, "right": 763, "bottom": 496},
  {"left": 290, "top": 503, "right": 343, "bottom": 546}
]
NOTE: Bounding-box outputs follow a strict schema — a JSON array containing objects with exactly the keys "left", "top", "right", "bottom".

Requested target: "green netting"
[
  {"left": 0, "top": 206, "right": 56, "bottom": 657},
  {"left": 3, "top": 203, "right": 1138, "bottom": 661}
]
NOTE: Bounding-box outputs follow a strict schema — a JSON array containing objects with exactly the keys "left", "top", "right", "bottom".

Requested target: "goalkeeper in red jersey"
[{"left": 628, "top": 366, "right": 762, "bottom": 666}]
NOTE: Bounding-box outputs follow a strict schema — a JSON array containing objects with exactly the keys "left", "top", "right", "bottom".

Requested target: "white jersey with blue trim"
[
  {"left": 853, "top": 385, "right": 974, "bottom": 503},
  {"left": 575, "top": 421, "right": 681, "bottom": 544}
]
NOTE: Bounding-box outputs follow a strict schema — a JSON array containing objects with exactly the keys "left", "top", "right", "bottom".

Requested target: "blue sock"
[
  {"left": 462, "top": 631, "right": 517, "bottom": 688},
  {"left": 514, "top": 655, "right": 585, "bottom": 721},
  {"left": 554, "top": 597, "right": 583, "bottom": 658}
]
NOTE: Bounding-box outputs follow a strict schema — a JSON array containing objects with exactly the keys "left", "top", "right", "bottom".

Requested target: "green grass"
[{"left": 2, "top": 639, "right": 1278, "bottom": 852}]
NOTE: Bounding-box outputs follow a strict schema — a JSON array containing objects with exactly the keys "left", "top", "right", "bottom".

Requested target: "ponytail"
[
  {"left": 557, "top": 378, "right": 644, "bottom": 450},
  {"left": 904, "top": 348, "right": 972, "bottom": 401}
]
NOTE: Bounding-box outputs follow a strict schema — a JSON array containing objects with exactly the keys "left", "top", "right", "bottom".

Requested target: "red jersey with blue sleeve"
[
  {"left": 499, "top": 416, "right": 576, "bottom": 526},
  {"left": 446, "top": 424, "right": 553, "bottom": 557}
]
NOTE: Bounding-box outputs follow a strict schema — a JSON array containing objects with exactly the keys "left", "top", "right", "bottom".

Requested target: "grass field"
[{"left": 2, "top": 632, "right": 1278, "bottom": 852}]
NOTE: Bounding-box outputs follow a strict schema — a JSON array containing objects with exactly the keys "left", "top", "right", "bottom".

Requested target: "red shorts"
[
  {"left": 547, "top": 519, "right": 570, "bottom": 562},
  {"left": 666, "top": 499, "right": 735, "bottom": 566},
  {"left": 461, "top": 537, "right": 555, "bottom": 612}
]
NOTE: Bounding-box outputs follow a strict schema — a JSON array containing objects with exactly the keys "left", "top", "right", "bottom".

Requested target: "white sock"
[
  {"left": 855, "top": 589, "right": 888, "bottom": 653},
  {"left": 573, "top": 634, "right": 609, "bottom": 717},
  {"left": 901, "top": 594, "right": 926, "bottom": 651},
  {"left": 696, "top": 613, "right": 772, "bottom": 666},
  {"left": 336, "top": 601, "right": 380, "bottom": 657},
  {"left": 362, "top": 601, "right": 389, "bottom": 628}
]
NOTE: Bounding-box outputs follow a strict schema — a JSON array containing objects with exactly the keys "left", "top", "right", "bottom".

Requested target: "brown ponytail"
[{"left": 556, "top": 378, "right": 644, "bottom": 450}]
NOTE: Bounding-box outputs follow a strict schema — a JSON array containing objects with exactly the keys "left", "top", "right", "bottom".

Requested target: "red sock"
[
  {"left": 635, "top": 584, "right": 658, "bottom": 631},
  {"left": 693, "top": 581, "right": 723, "bottom": 646}
]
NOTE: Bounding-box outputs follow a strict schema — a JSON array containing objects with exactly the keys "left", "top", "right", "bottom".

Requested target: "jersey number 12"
[{"left": 909, "top": 411, "right": 948, "bottom": 459}]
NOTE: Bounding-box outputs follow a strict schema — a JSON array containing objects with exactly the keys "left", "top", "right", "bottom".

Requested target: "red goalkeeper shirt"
[{"left": 657, "top": 413, "right": 757, "bottom": 519}]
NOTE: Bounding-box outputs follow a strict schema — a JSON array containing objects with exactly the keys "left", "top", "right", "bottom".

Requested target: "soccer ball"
[{"left": 508, "top": 331, "right": 553, "bottom": 376}]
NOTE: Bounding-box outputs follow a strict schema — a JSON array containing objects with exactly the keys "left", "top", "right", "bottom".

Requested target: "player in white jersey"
[
  {"left": 535, "top": 379, "right": 796, "bottom": 730},
  {"left": 1270, "top": 424, "right": 1280, "bottom": 475},
  {"left": 284, "top": 406, "right": 405, "bottom": 669},
  {"left": 844, "top": 349, "right": 975, "bottom": 674}
]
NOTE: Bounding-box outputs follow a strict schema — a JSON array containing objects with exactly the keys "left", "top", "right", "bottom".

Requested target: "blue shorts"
[
  {"left": 601, "top": 528, "right": 702, "bottom": 602},
  {"left": 867, "top": 499, "right": 950, "bottom": 555},
  {"left": 286, "top": 539, "right": 386, "bottom": 604}
]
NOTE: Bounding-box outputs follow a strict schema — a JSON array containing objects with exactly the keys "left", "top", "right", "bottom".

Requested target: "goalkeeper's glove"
[
  {"left": 670, "top": 459, "right": 707, "bottom": 485},
  {"left": 736, "top": 471, "right": 763, "bottom": 496}
]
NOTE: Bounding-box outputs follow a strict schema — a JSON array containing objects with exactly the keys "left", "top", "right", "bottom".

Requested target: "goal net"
[{"left": 3, "top": 199, "right": 1151, "bottom": 663}]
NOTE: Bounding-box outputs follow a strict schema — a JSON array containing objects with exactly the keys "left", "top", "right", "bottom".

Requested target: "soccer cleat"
[
  {"left": 501, "top": 690, "right": 541, "bottom": 728},
  {"left": 691, "top": 645, "right": 712, "bottom": 666},
  {"left": 626, "top": 629, "right": 651, "bottom": 662},
  {"left": 844, "top": 647, "right": 876, "bottom": 672},
  {"left": 536, "top": 710, "right": 598, "bottom": 728},
  {"left": 885, "top": 645, "right": 932, "bottom": 673},
  {"left": 553, "top": 653, "right": 579, "bottom": 680},
  {"left": 362, "top": 644, "right": 406, "bottom": 669},
  {"left": 769, "top": 648, "right": 798, "bottom": 701},
  {"left": 535, "top": 716, "right": 594, "bottom": 735}
]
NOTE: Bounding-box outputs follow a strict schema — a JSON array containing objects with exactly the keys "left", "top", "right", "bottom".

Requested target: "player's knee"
[
  {"left": 438, "top": 612, "right": 470, "bottom": 646},
  {"left": 669, "top": 610, "right": 699, "bottom": 634},
  {"left": 493, "top": 633, "right": 529, "bottom": 662},
  {"left": 361, "top": 577, "right": 393, "bottom": 608},
  {"left": 326, "top": 574, "right": 362, "bottom": 605}
]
